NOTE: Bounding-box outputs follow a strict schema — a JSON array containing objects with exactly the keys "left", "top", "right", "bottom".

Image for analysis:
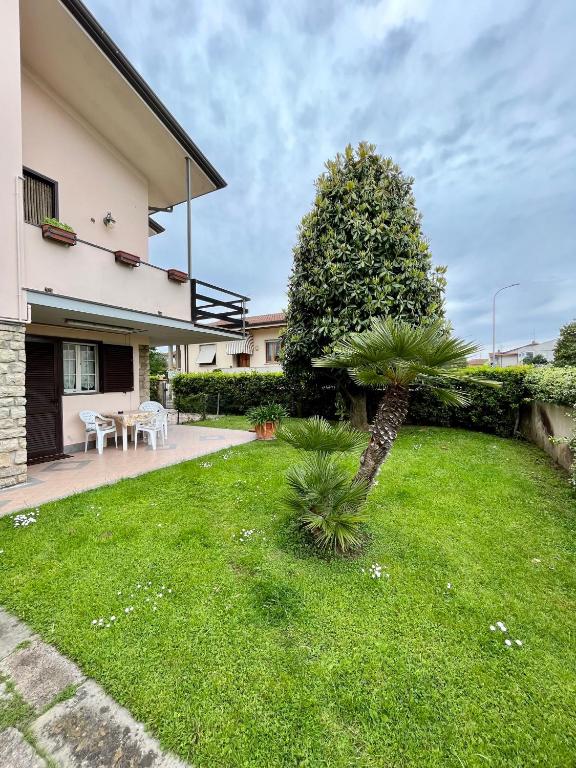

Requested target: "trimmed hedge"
[
  {"left": 172, "top": 372, "right": 292, "bottom": 415},
  {"left": 407, "top": 367, "right": 529, "bottom": 437},
  {"left": 523, "top": 366, "right": 576, "bottom": 406},
  {"left": 171, "top": 365, "right": 576, "bottom": 438}
]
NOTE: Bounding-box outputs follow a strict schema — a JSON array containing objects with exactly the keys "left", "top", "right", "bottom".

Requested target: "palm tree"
[{"left": 313, "top": 318, "right": 480, "bottom": 487}]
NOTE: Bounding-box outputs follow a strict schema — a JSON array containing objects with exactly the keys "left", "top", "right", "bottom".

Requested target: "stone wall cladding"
[
  {"left": 0, "top": 322, "right": 27, "bottom": 489},
  {"left": 138, "top": 345, "right": 150, "bottom": 404}
]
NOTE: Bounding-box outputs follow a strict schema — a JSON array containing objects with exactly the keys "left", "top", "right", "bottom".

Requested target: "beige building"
[
  {"left": 0, "top": 0, "right": 247, "bottom": 488},
  {"left": 490, "top": 339, "right": 557, "bottom": 367},
  {"left": 183, "top": 313, "right": 286, "bottom": 373}
]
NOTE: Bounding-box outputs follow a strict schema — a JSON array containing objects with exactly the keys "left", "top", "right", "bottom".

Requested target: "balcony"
[{"left": 22, "top": 223, "right": 249, "bottom": 345}]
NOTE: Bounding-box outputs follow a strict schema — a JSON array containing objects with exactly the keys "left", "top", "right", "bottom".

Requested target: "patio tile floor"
[{"left": 0, "top": 425, "right": 254, "bottom": 517}]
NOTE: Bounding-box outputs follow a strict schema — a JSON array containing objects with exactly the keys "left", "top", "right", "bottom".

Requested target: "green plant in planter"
[
  {"left": 278, "top": 417, "right": 369, "bottom": 555},
  {"left": 246, "top": 403, "right": 287, "bottom": 427},
  {"left": 42, "top": 217, "right": 74, "bottom": 232}
]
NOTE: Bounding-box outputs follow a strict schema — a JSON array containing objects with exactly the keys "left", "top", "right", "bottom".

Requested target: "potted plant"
[
  {"left": 41, "top": 217, "right": 77, "bottom": 246},
  {"left": 247, "top": 403, "right": 287, "bottom": 440}
]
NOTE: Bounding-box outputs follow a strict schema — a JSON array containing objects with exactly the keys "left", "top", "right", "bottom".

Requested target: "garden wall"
[{"left": 519, "top": 401, "right": 575, "bottom": 471}]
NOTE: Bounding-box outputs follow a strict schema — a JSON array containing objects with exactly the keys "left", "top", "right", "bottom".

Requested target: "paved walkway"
[
  {"left": 0, "top": 609, "right": 188, "bottom": 767},
  {"left": 0, "top": 424, "right": 254, "bottom": 517}
]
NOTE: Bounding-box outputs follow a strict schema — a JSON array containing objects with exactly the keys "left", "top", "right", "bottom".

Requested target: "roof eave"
[{"left": 58, "top": 0, "right": 227, "bottom": 192}]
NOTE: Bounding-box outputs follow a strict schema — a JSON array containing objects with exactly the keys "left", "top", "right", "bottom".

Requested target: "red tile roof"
[{"left": 210, "top": 312, "right": 285, "bottom": 328}]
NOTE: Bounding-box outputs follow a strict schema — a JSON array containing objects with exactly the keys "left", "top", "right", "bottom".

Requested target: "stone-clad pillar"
[
  {"left": 138, "top": 345, "right": 150, "bottom": 403},
  {"left": 0, "top": 322, "right": 27, "bottom": 489}
]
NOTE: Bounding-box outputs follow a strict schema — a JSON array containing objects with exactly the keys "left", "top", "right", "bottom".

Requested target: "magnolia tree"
[
  {"left": 554, "top": 320, "right": 576, "bottom": 367},
  {"left": 283, "top": 142, "right": 446, "bottom": 429}
]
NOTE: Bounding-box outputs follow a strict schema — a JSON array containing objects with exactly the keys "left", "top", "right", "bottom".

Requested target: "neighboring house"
[
  {"left": 0, "top": 0, "right": 247, "bottom": 488},
  {"left": 490, "top": 340, "right": 557, "bottom": 367},
  {"left": 184, "top": 313, "right": 286, "bottom": 373},
  {"left": 467, "top": 358, "right": 490, "bottom": 367}
]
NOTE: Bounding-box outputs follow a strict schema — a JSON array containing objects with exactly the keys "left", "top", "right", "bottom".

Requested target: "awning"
[
  {"left": 196, "top": 344, "right": 216, "bottom": 364},
  {"left": 226, "top": 336, "right": 254, "bottom": 355}
]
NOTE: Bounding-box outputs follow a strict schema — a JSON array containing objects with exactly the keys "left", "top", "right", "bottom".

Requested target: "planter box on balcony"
[
  {"left": 167, "top": 269, "right": 188, "bottom": 283},
  {"left": 114, "top": 251, "right": 141, "bottom": 268},
  {"left": 41, "top": 223, "right": 77, "bottom": 246}
]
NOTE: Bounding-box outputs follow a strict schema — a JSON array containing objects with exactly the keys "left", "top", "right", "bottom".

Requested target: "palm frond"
[
  {"left": 277, "top": 417, "right": 366, "bottom": 453},
  {"left": 284, "top": 453, "right": 369, "bottom": 554},
  {"left": 427, "top": 386, "right": 472, "bottom": 407},
  {"left": 314, "top": 316, "right": 481, "bottom": 395}
]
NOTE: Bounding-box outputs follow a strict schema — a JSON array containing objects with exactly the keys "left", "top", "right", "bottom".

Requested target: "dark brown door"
[
  {"left": 25, "top": 338, "right": 63, "bottom": 462},
  {"left": 236, "top": 353, "right": 251, "bottom": 368}
]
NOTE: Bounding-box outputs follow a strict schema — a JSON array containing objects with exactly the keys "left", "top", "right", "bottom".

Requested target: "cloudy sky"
[{"left": 86, "top": 0, "right": 575, "bottom": 353}]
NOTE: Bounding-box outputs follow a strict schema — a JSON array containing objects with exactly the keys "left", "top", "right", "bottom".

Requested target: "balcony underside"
[{"left": 26, "top": 290, "right": 242, "bottom": 345}]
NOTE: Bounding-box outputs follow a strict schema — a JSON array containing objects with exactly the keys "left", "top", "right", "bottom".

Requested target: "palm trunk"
[{"left": 355, "top": 385, "right": 409, "bottom": 487}]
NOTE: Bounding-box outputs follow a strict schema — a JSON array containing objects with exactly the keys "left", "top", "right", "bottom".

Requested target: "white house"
[{"left": 491, "top": 339, "right": 557, "bottom": 367}]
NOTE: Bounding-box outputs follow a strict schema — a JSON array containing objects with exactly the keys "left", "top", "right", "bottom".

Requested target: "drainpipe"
[{"left": 185, "top": 156, "right": 192, "bottom": 279}]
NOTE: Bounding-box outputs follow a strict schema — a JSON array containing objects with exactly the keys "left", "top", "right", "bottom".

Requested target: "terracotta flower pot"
[
  {"left": 41, "top": 223, "right": 77, "bottom": 246},
  {"left": 254, "top": 421, "right": 277, "bottom": 440}
]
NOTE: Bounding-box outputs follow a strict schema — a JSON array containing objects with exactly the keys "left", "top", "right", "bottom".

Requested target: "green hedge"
[
  {"left": 171, "top": 366, "right": 576, "bottom": 437},
  {"left": 172, "top": 372, "right": 292, "bottom": 415},
  {"left": 523, "top": 366, "right": 576, "bottom": 406},
  {"left": 407, "top": 367, "right": 529, "bottom": 437}
]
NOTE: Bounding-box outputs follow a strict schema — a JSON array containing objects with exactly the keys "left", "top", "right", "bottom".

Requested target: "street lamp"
[{"left": 492, "top": 283, "right": 519, "bottom": 366}]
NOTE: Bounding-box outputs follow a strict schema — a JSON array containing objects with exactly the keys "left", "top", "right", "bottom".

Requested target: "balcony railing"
[{"left": 191, "top": 279, "right": 249, "bottom": 334}]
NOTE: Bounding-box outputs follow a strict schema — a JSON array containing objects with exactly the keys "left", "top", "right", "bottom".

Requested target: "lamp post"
[{"left": 492, "top": 283, "right": 519, "bottom": 366}]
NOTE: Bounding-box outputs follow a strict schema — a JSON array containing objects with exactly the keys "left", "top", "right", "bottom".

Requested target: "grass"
[
  {"left": 0, "top": 426, "right": 574, "bottom": 767},
  {"left": 185, "top": 414, "right": 252, "bottom": 429}
]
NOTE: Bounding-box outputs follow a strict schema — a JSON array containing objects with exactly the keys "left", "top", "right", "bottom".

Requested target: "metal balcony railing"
[{"left": 191, "top": 279, "right": 249, "bottom": 335}]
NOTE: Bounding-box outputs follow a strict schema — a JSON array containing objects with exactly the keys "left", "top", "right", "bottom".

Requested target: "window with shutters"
[
  {"left": 63, "top": 343, "right": 98, "bottom": 393},
  {"left": 23, "top": 168, "right": 58, "bottom": 225},
  {"left": 100, "top": 344, "right": 134, "bottom": 392}
]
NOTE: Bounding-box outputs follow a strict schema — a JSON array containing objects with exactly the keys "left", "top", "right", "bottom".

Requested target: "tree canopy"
[
  {"left": 554, "top": 320, "right": 576, "bottom": 367},
  {"left": 283, "top": 142, "right": 445, "bottom": 423}
]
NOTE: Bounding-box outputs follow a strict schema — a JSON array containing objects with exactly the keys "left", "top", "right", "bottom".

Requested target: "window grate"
[{"left": 23, "top": 167, "right": 58, "bottom": 225}]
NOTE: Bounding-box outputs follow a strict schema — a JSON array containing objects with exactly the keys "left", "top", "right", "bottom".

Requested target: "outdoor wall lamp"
[{"left": 103, "top": 211, "right": 116, "bottom": 226}]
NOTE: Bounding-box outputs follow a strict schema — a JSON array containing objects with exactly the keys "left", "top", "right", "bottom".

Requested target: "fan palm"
[{"left": 314, "top": 317, "right": 480, "bottom": 486}]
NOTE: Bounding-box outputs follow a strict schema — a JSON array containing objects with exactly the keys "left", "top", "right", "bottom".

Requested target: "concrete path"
[{"left": 0, "top": 609, "right": 188, "bottom": 767}]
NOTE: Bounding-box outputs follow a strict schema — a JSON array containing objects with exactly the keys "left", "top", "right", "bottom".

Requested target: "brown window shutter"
[{"left": 100, "top": 344, "right": 134, "bottom": 393}]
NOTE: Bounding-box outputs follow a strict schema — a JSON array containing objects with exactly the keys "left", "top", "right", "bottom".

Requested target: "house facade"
[
  {"left": 0, "top": 0, "right": 247, "bottom": 489},
  {"left": 183, "top": 313, "right": 286, "bottom": 373},
  {"left": 491, "top": 339, "right": 557, "bottom": 367}
]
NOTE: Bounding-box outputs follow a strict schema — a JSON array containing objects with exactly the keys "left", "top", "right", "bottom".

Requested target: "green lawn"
[
  {"left": 0, "top": 427, "right": 575, "bottom": 767},
  {"left": 186, "top": 414, "right": 253, "bottom": 430}
]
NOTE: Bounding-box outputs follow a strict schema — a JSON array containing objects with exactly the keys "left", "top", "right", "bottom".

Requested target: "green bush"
[
  {"left": 406, "top": 366, "right": 530, "bottom": 437},
  {"left": 523, "top": 365, "right": 576, "bottom": 406},
  {"left": 172, "top": 372, "right": 292, "bottom": 415},
  {"left": 177, "top": 393, "right": 208, "bottom": 420}
]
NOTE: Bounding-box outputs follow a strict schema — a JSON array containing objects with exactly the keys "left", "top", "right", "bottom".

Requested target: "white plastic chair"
[
  {"left": 139, "top": 401, "right": 168, "bottom": 440},
  {"left": 79, "top": 410, "right": 117, "bottom": 455},
  {"left": 134, "top": 411, "right": 165, "bottom": 451}
]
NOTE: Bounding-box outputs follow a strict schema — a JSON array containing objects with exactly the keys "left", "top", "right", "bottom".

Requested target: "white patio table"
[{"left": 103, "top": 410, "right": 153, "bottom": 451}]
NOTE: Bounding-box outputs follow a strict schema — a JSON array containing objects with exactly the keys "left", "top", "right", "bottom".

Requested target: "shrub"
[
  {"left": 284, "top": 453, "right": 369, "bottom": 554},
  {"left": 406, "top": 366, "right": 530, "bottom": 437},
  {"left": 176, "top": 393, "right": 208, "bottom": 420},
  {"left": 523, "top": 365, "right": 576, "bottom": 406},
  {"left": 278, "top": 416, "right": 366, "bottom": 453},
  {"left": 279, "top": 418, "right": 368, "bottom": 555},
  {"left": 172, "top": 372, "right": 291, "bottom": 415}
]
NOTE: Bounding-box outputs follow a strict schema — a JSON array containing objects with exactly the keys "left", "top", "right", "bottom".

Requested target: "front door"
[
  {"left": 25, "top": 338, "right": 63, "bottom": 462},
  {"left": 236, "top": 353, "right": 251, "bottom": 368}
]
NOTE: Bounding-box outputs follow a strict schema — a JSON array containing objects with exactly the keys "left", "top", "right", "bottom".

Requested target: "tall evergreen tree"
[
  {"left": 554, "top": 320, "right": 576, "bottom": 367},
  {"left": 283, "top": 142, "right": 446, "bottom": 427}
]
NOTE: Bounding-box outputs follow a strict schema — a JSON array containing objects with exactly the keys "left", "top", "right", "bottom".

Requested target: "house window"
[
  {"left": 63, "top": 343, "right": 98, "bottom": 393},
  {"left": 265, "top": 339, "right": 281, "bottom": 363},
  {"left": 197, "top": 344, "right": 216, "bottom": 366},
  {"left": 23, "top": 167, "right": 58, "bottom": 225}
]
